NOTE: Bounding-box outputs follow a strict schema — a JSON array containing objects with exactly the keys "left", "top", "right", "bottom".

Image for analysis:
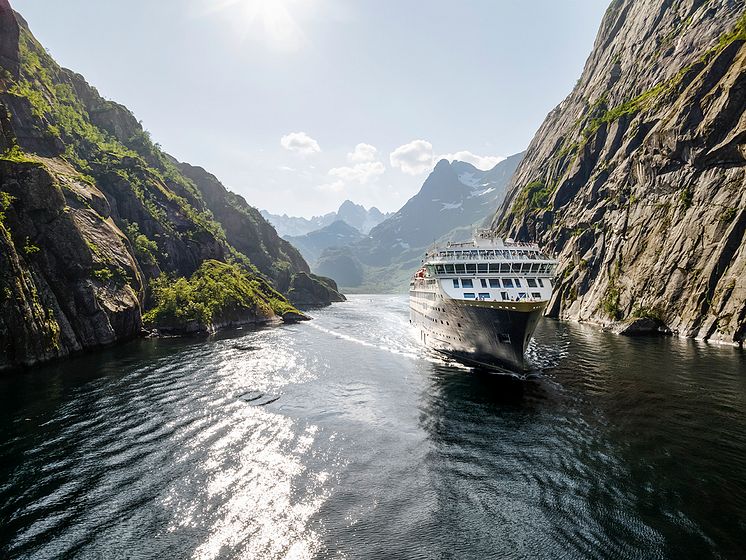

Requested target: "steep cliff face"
[
  {"left": 175, "top": 162, "right": 314, "bottom": 292},
  {"left": 493, "top": 0, "right": 745, "bottom": 345},
  {"left": 0, "top": 1, "right": 17, "bottom": 78},
  {"left": 0, "top": 1, "right": 341, "bottom": 370}
]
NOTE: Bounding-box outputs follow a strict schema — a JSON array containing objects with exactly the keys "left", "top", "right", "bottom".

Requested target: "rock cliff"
[
  {"left": 493, "top": 0, "right": 745, "bottom": 345},
  {"left": 0, "top": 1, "right": 342, "bottom": 371}
]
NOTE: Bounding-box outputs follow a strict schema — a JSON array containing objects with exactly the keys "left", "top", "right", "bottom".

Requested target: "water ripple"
[{"left": 0, "top": 296, "right": 744, "bottom": 559}]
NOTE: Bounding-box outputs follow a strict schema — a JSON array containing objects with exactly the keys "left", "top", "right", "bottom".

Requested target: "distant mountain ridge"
[
  {"left": 261, "top": 200, "right": 391, "bottom": 238},
  {"left": 285, "top": 220, "right": 365, "bottom": 267},
  {"left": 316, "top": 153, "right": 524, "bottom": 292},
  {"left": 361, "top": 153, "right": 524, "bottom": 266}
]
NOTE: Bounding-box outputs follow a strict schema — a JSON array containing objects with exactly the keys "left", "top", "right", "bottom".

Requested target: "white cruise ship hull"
[{"left": 410, "top": 296, "right": 546, "bottom": 371}]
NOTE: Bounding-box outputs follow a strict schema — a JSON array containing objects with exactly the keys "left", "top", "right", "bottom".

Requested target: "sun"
[{"left": 208, "top": 0, "right": 309, "bottom": 51}]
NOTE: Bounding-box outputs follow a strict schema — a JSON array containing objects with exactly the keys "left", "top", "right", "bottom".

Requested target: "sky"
[{"left": 13, "top": 0, "right": 608, "bottom": 218}]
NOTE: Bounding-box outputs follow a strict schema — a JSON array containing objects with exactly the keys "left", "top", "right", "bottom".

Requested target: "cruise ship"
[{"left": 409, "top": 230, "right": 558, "bottom": 371}]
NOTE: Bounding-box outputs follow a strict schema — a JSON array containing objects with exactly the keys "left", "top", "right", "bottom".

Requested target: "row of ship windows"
[
  {"left": 452, "top": 278, "right": 548, "bottom": 289},
  {"left": 464, "top": 292, "right": 542, "bottom": 301},
  {"left": 430, "top": 262, "right": 555, "bottom": 275},
  {"left": 435, "top": 249, "right": 550, "bottom": 261}
]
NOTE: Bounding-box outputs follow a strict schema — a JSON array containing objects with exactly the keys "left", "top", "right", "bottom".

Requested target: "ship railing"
[{"left": 425, "top": 252, "right": 555, "bottom": 262}]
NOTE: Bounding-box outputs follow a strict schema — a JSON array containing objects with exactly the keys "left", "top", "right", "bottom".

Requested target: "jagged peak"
[{"left": 432, "top": 158, "right": 452, "bottom": 171}]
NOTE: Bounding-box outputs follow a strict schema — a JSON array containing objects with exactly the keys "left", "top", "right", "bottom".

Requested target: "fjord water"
[{"left": 1, "top": 296, "right": 744, "bottom": 559}]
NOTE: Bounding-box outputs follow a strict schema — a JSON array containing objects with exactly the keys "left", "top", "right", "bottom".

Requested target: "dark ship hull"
[{"left": 410, "top": 298, "right": 546, "bottom": 372}]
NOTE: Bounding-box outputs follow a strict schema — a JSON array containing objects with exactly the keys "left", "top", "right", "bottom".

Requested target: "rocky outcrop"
[
  {"left": 0, "top": 0, "right": 19, "bottom": 77},
  {"left": 0, "top": 2, "right": 343, "bottom": 371},
  {"left": 0, "top": 159, "right": 142, "bottom": 369},
  {"left": 175, "top": 161, "right": 345, "bottom": 303},
  {"left": 493, "top": 1, "right": 745, "bottom": 345},
  {"left": 287, "top": 272, "right": 346, "bottom": 307},
  {"left": 606, "top": 317, "right": 672, "bottom": 336},
  {"left": 281, "top": 310, "right": 311, "bottom": 323}
]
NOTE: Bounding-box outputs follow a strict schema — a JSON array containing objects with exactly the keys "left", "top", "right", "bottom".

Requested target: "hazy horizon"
[{"left": 14, "top": 0, "right": 607, "bottom": 218}]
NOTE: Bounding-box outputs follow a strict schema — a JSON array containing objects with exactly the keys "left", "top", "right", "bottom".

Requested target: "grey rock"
[
  {"left": 606, "top": 317, "right": 672, "bottom": 336},
  {"left": 281, "top": 310, "right": 310, "bottom": 323},
  {"left": 493, "top": 0, "right": 746, "bottom": 346},
  {"left": 287, "top": 272, "right": 346, "bottom": 307}
]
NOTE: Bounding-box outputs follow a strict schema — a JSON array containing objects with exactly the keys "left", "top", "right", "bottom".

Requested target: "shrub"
[
  {"left": 124, "top": 222, "right": 159, "bottom": 266},
  {"left": 679, "top": 186, "right": 693, "bottom": 210},
  {"left": 143, "top": 260, "right": 300, "bottom": 330},
  {"left": 601, "top": 266, "right": 622, "bottom": 320},
  {"left": 92, "top": 267, "right": 113, "bottom": 282},
  {"left": 0, "top": 191, "right": 13, "bottom": 224},
  {"left": 720, "top": 207, "right": 737, "bottom": 224},
  {"left": 512, "top": 180, "right": 554, "bottom": 216},
  {"left": 22, "top": 238, "right": 40, "bottom": 255}
]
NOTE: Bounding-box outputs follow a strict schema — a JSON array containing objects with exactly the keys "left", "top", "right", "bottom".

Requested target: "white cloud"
[
  {"left": 347, "top": 143, "right": 378, "bottom": 163},
  {"left": 438, "top": 151, "right": 506, "bottom": 170},
  {"left": 389, "top": 140, "right": 434, "bottom": 175},
  {"left": 329, "top": 161, "right": 385, "bottom": 184},
  {"left": 280, "top": 131, "right": 321, "bottom": 155}
]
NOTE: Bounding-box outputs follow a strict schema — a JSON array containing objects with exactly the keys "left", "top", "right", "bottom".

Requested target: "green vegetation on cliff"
[
  {"left": 7, "top": 25, "right": 228, "bottom": 243},
  {"left": 0, "top": 3, "right": 342, "bottom": 370},
  {"left": 1, "top": 144, "right": 34, "bottom": 163},
  {"left": 0, "top": 190, "right": 12, "bottom": 224},
  {"left": 143, "top": 261, "right": 301, "bottom": 332},
  {"left": 493, "top": 1, "right": 746, "bottom": 344},
  {"left": 512, "top": 180, "right": 554, "bottom": 214},
  {"left": 124, "top": 221, "right": 158, "bottom": 267}
]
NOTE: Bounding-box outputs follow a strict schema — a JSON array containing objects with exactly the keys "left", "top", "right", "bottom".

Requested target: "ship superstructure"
[{"left": 409, "top": 230, "right": 558, "bottom": 370}]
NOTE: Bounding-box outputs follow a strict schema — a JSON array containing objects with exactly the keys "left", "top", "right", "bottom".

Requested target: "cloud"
[
  {"left": 389, "top": 140, "right": 434, "bottom": 175},
  {"left": 347, "top": 143, "right": 378, "bottom": 163},
  {"left": 438, "top": 151, "right": 506, "bottom": 170},
  {"left": 329, "top": 161, "right": 385, "bottom": 184},
  {"left": 280, "top": 132, "right": 321, "bottom": 155}
]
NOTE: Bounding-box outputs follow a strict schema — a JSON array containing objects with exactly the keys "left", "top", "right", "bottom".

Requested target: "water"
[{"left": 1, "top": 295, "right": 745, "bottom": 559}]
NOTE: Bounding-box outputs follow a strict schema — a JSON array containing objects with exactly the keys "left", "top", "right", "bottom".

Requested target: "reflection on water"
[{"left": 0, "top": 295, "right": 744, "bottom": 559}]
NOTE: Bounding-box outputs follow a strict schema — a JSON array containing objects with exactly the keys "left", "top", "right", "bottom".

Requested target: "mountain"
[
  {"left": 335, "top": 200, "right": 388, "bottom": 234},
  {"left": 360, "top": 154, "right": 523, "bottom": 267},
  {"left": 318, "top": 153, "right": 524, "bottom": 292},
  {"left": 0, "top": 1, "right": 343, "bottom": 371},
  {"left": 493, "top": 1, "right": 745, "bottom": 344},
  {"left": 316, "top": 247, "right": 365, "bottom": 288},
  {"left": 285, "top": 220, "right": 365, "bottom": 266},
  {"left": 261, "top": 200, "right": 391, "bottom": 237},
  {"left": 259, "top": 210, "right": 336, "bottom": 238}
]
